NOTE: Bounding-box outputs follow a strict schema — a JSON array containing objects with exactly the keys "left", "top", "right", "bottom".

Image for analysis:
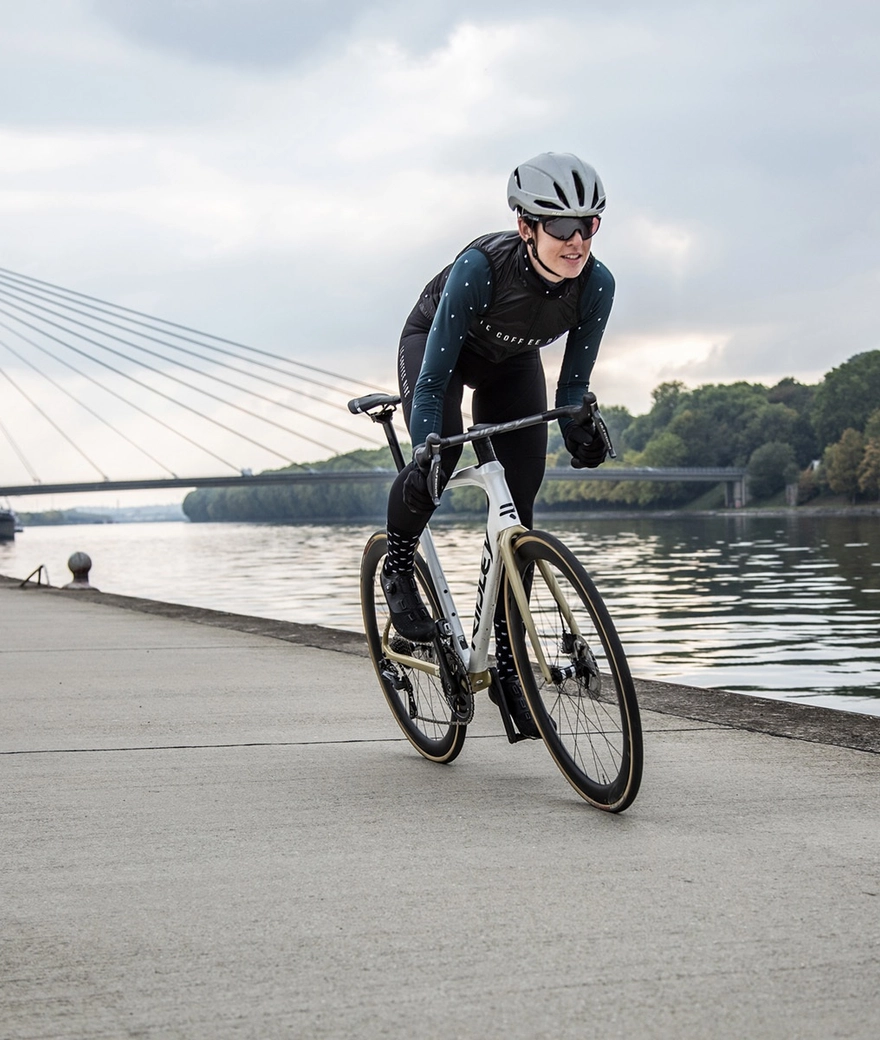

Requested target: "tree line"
[{"left": 183, "top": 349, "right": 880, "bottom": 522}]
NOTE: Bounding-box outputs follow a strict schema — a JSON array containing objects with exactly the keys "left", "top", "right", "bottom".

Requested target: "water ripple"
[{"left": 3, "top": 512, "right": 878, "bottom": 716}]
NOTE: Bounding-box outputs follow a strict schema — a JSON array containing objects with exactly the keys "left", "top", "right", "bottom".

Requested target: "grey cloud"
[
  {"left": 89, "top": 0, "right": 518, "bottom": 68},
  {"left": 3, "top": 0, "right": 878, "bottom": 426},
  {"left": 89, "top": 0, "right": 636, "bottom": 67},
  {"left": 91, "top": 0, "right": 365, "bottom": 69}
]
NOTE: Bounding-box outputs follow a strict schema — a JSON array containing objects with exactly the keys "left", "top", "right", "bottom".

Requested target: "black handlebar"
[
  {"left": 348, "top": 391, "right": 616, "bottom": 508},
  {"left": 424, "top": 392, "right": 615, "bottom": 458},
  {"left": 420, "top": 393, "right": 616, "bottom": 505}
]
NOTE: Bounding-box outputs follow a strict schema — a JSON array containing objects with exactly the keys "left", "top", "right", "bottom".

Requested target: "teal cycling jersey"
[{"left": 406, "top": 231, "right": 615, "bottom": 440}]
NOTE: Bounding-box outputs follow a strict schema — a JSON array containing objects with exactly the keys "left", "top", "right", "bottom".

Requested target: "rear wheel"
[
  {"left": 360, "top": 532, "right": 468, "bottom": 764},
  {"left": 505, "top": 530, "right": 642, "bottom": 811}
]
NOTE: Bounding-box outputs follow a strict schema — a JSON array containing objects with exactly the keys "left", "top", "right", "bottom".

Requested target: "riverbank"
[
  {"left": 4, "top": 513, "right": 879, "bottom": 717},
  {"left": 534, "top": 504, "right": 880, "bottom": 521}
]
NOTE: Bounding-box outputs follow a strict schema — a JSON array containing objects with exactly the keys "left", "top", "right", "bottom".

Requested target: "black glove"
[
  {"left": 402, "top": 446, "right": 436, "bottom": 513},
  {"left": 564, "top": 423, "right": 607, "bottom": 469}
]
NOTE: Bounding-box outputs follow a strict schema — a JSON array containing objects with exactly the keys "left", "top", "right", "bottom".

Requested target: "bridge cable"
[
  {"left": 0, "top": 363, "right": 109, "bottom": 480},
  {"left": 0, "top": 307, "right": 306, "bottom": 468},
  {"left": 0, "top": 266, "right": 473, "bottom": 442},
  {"left": 0, "top": 274, "right": 386, "bottom": 428},
  {"left": 0, "top": 270, "right": 373, "bottom": 403},
  {"left": 0, "top": 266, "right": 388, "bottom": 393},
  {"left": 0, "top": 335, "right": 179, "bottom": 479},
  {"left": 0, "top": 300, "right": 341, "bottom": 461},
  {"left": 0, "top": 321, "right": 243, "bottom": 474},
  {"left": 0, "top": 415, "right": 41, "bottom": 483},
  {"left": 0, "top": 285, "right": 384, "bottom": 449},
  {"left": 0, "top": 310, "right": 384, "bottom": 478}
]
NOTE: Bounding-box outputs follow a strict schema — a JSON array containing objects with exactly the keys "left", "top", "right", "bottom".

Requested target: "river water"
[{"left": 3, "top": 513, "right": 879, "bottom": 717}]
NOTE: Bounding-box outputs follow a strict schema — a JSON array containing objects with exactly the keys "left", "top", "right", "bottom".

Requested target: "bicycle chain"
[
  {"left": 437, "top": 637, "right": 474, "bottom": 726},
  {"left": 387, "top": 633, "right": 473, "bottom": 726}
]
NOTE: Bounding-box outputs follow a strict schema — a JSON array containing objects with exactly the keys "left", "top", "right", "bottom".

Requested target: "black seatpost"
[{"left": 372, "top": 408, "right": 408, "bottom": 474}]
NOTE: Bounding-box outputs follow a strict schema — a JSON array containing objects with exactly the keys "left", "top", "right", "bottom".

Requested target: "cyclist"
[{"left": 381, "top": 151, "right": 614, "bottom": 738}]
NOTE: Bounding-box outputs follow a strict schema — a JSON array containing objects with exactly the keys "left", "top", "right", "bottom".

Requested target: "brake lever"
[
  {"left": 592, "top": 404, "right": 616, "bottom": 458},
  {"left": 424, "top": 433, "right": 443, "bottom": 507},
  {"left": 570, "top": 394, "right": 616, "bottom": 470}
]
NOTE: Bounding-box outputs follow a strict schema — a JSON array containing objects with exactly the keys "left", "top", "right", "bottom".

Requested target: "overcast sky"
[{"left": 1, "top": 0, "right": 878, "bottom": 498}]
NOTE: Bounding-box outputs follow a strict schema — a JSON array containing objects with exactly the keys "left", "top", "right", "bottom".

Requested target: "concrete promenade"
[{"left": 2, "top": 575, "right": 879, "bottom": 1039}]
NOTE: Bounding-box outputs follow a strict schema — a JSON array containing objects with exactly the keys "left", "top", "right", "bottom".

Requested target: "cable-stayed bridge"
[{"left": 0, "top": 267, "right": 747, "bottom": 506}]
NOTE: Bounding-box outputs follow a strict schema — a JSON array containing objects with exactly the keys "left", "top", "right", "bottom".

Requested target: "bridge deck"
[{"left": 0, "top": 466, "right": 748, "bottom": 498}]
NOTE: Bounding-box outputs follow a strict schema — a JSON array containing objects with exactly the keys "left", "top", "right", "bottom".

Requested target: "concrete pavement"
[{"left": 2, "top": 575, "right": 879, "bottom": 1039}]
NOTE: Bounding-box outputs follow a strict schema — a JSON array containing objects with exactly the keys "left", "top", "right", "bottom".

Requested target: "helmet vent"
[
  {"left": 572, "top": 170, "right": 586, "bottom": 207},
  {"left": 553, "top": 181, "right": 570, "bottom": 207},
  {"left": 592, "top": 182, "right": 601, "bottom": 208}
]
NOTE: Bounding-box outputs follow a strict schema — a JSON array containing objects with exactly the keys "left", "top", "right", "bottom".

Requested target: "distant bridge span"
[{"left": 1, "top": 466, "right": 749, "bottom": 507}]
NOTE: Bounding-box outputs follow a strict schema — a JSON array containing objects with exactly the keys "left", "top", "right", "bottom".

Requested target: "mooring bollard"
[{"left": 63, "top": 551, "right": 99, "bottom": 591}]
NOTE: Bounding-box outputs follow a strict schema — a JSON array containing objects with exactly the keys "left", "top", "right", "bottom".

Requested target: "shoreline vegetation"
[
  {"left": 13, "top": 498, "right": 880, "bottom": 529},
  {"left": 13, "top": 504, "right": 186, "bottom": 527},
  {"left": 181, "top": 350, "right": 880, "bottom": 525},
  {"left": 12, "top": 350, "right": 880, "bottom": 528}
]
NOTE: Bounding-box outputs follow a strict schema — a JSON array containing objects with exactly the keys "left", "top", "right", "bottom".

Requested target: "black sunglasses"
[{"left": 536, "top": 215, "right": 601, "bottom": 241}]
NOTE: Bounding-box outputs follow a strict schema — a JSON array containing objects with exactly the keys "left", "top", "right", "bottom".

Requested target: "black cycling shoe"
[
  {"left": 380, "top": 565, "right": 435, "bottom": 642},
  {"left": 489, "top": 674, "right": 541, "bottom": 740}
]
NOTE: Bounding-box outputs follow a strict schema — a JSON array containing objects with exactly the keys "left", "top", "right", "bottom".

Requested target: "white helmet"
[{"left": 508, "top": 152, "right": 606, "bottom": 218}]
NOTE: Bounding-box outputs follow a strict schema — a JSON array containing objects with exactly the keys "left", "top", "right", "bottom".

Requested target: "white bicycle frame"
[{"left": 380, "top": 456, "right": 576, "bottom": 693}]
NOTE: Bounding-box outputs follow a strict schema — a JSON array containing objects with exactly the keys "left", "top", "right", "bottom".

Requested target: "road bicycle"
[{"left": 348, "top": 392, "right": 643, "bottom": 812}]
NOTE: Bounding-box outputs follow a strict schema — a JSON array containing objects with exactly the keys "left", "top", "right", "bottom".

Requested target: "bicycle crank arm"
[{"left": 488, "top": 669, "right": 530, "bottom": 744}]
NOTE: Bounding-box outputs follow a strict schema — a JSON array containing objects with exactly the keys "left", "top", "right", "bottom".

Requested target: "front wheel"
[
  {"left": 504, "top": 531, "right": 643, "bottom": 812},
  {"left": 360, "top": 532, "right": 468, "bottom": 764}
]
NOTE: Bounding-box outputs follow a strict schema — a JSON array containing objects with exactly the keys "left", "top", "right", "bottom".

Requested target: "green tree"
[
  {"left": 858, "top": 442, "right": 880, "bottom": 499},
  {"left": 822, "top": 428, "right": 865, "bottom": 503},
  {"left": 611, "top": 431, "right": 691, "bottom": 507},
  {"left": 767, "top": 376, "right": 814, "bottom": 412},
  {"left": 747, "top": 442, "right": 799, "bottom": 500},
  {"left": 864, "top": 407, "right": 880, "bottom": 441},
  {"left": 621, "top": 381, "right": 685, "bottom": 453},
  {"left": 857, "top": 407, "right": 880, "bottom": 499},
  {"left": 797, "top": 465, "right": 820, "bottom": 504},
  {"left": 666, "top": 382, "right": 769, "bottom": 466},
  {"left": 766, "top": 378, "right": 819, "bottom": 465},
  {"left": 813, "top": 350, "right": 880, "bottom": 450}
]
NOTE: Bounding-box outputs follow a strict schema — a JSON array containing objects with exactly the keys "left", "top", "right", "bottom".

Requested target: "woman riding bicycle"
[{"left": 381, "top": 151, "right": 615, "bottom": 738}]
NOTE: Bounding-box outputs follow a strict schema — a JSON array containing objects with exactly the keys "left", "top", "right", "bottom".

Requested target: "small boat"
[{"left": 0, "top": 508, "right": 17, "bottom": 541}]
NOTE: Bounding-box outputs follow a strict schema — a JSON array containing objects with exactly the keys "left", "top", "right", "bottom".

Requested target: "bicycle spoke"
[
  {"left": 506, "top": 531, "right": 642, "bottom": 811},
  {"left": 360, "top": 533, "right": 468, "bottom": 763}
]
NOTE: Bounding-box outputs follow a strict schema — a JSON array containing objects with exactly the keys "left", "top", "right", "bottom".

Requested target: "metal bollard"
[{"left": 63, "top": 551, "right": 99, "bottom": 591}]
